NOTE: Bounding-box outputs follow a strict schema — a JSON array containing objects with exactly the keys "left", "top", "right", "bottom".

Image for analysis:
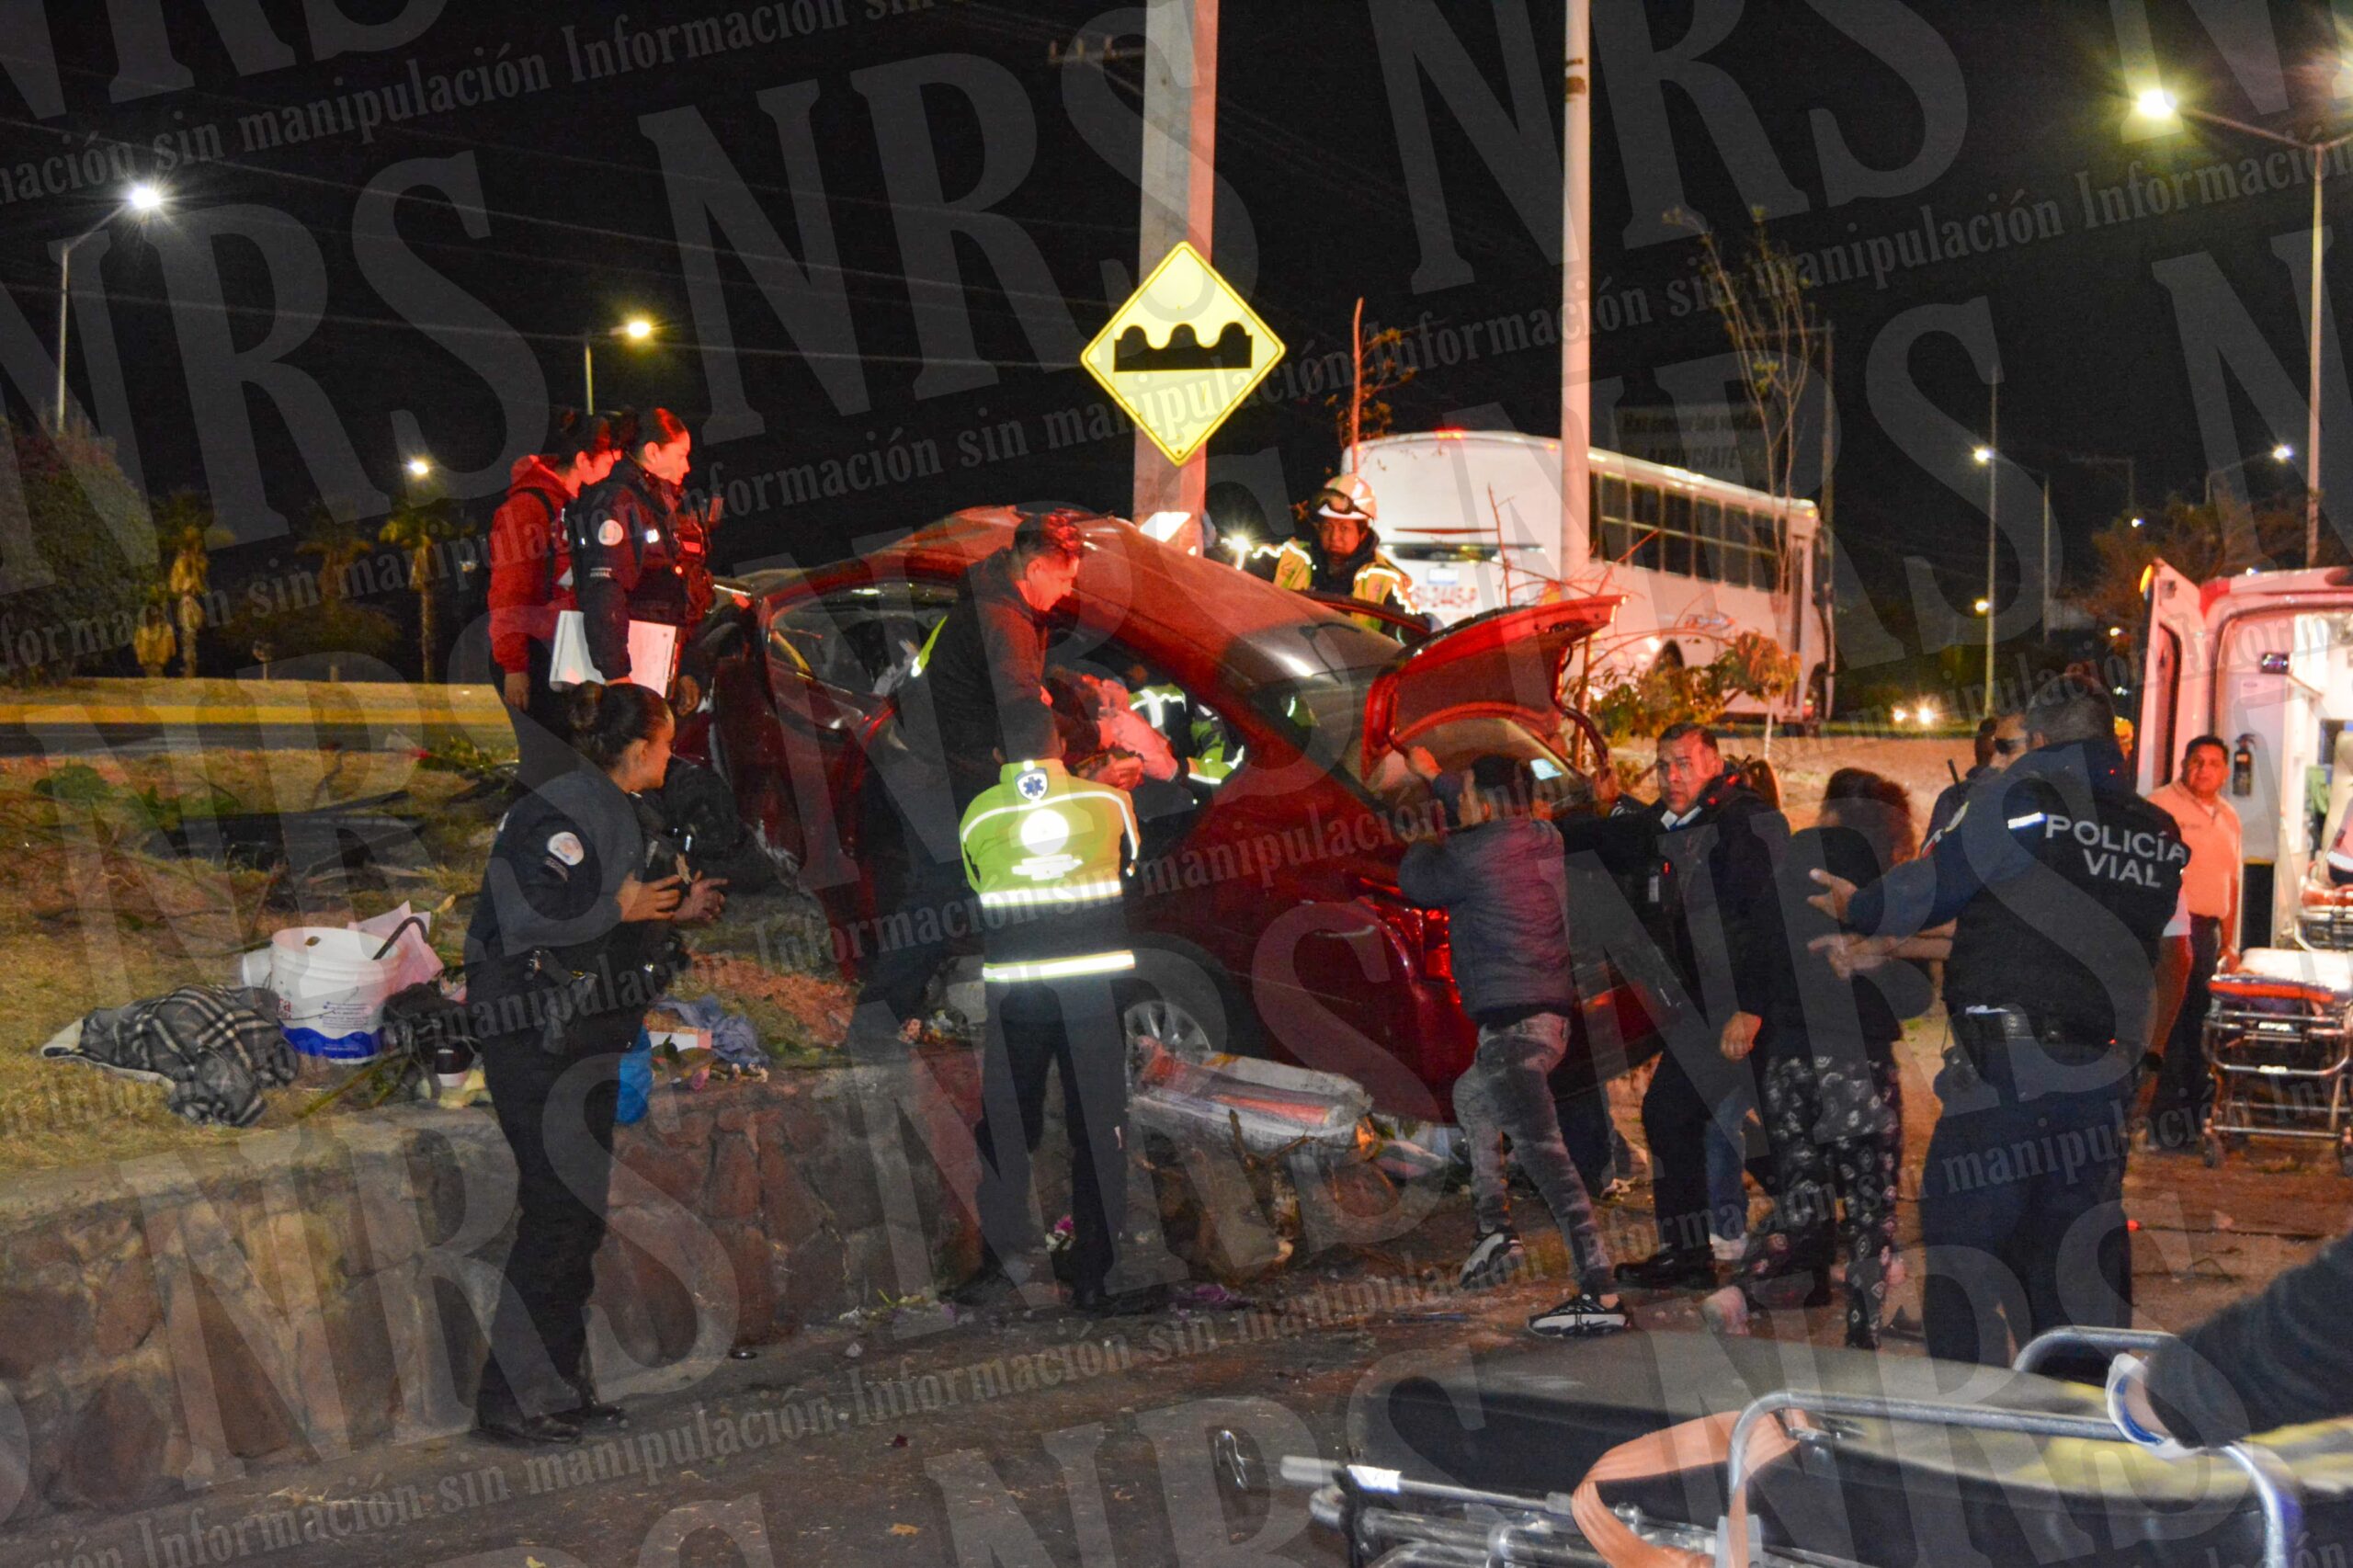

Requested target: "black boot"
[
  {"left": 477, "top": 1407, "right": 583, "bottom": 1447},
  {"left": 558, "top": 1374, "right": 626, "bottom": 1426},
  {"left": 1613, "top": 1248, "right": 1717, "bottom": 1291}
]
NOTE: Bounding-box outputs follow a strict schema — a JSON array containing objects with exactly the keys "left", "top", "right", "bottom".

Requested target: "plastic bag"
[{"left": 617, "top": 1028, "right": 654, "bottom": 1125}]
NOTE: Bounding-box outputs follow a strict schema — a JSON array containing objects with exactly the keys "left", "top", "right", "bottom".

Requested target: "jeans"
[
  {"left": 2147, "top": 915, "right": 2222, "bottom": 1149},
  {"left": 1456, "top": 1011, "right": 1614, "bottom": 1295}
]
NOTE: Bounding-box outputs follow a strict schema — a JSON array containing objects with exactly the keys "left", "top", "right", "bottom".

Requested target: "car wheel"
[{"left": 1119, "top": 943, "right": 1257, "bottom": 1061}]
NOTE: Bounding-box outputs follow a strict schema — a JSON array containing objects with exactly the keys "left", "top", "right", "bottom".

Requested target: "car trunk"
[{"left": 1358, "top": 597, "right": 1619, "bottom": 771}]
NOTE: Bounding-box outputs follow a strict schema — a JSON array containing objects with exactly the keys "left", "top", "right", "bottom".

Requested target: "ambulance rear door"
[{"left": 2135, "top": 561, "right": 2211, "bottom": 794}]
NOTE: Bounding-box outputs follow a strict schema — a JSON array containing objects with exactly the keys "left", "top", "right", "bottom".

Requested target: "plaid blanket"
[{"left": 43, "top": 986, "right": 296, "bottom": 1127}]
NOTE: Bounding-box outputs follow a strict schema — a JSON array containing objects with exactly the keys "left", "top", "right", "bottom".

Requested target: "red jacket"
[{"left": 488, "top": 456, "right": 574, "bottom": 674}]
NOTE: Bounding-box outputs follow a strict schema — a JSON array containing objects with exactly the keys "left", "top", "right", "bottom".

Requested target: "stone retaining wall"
[{"left": 0, "top": 1051, "right": 990, "bottom": 1524}]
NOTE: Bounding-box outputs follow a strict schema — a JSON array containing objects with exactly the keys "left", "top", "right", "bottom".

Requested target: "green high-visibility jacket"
[{"left": 958, "top": 758, "right": 1139, "bottom": 983}]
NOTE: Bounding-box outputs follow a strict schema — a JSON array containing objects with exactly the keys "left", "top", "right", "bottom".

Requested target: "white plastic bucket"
[{"left": 269, "top": 926, "right": 398, "bottom": 1062}]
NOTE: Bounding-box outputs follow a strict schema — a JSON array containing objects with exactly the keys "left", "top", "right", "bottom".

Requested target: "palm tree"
[
  {"left": 379, "top": 496, "right": 461, "bottom": 680},
  {"left": 153, "top": 491, "right": 222, "bottom": 679},
  {"left": 299, "top": 504, "right": 371, "bottom": 608}
]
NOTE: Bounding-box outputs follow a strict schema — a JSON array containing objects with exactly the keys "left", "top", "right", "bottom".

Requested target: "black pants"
[
  {"left": 851, "top": 838, "right": 972, "bottom": 1045},
  {"left": 506, "top": 642, "right": 587, "bottom": 791},
  {"left": 477, "top": 1030, "right": 625, "bottom": 1420},
  {"left": 1917, "top": 1040, "right": 2133, "bottom": 1367},
  {"left": 972, "top": 978, "right": 1129, "bottom": 1295},
  {"left": 1640, "top": 1038, "right": 1765, "bottom": 1256},
  {"left": 2148, "top": 915, "right": 2223, "bottom": 1149}
]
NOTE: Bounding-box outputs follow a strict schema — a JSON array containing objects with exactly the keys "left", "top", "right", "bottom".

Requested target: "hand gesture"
[
  {"left": 1810, "top": 931, "right": 1889, "bottom": 979},
  {"left": 1719, "top": 1010, "right": 1762, "bottom": 1062},
  {"left": 619, "top": 872, "right": 684, "bottom": 923},
  {"left": 1806, "top": 868, "right": 1858, "bottom": 921},
  {"left": 676, "top": 874, "right": 730, "bottom": 922}
]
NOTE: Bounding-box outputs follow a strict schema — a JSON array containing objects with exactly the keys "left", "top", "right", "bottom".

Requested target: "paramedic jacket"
[
  {"left": 569, "top": 460, "right": 691, "bottom": 685},
  {"left": 1844, "top": 736, "right": 2187, "bottom": 1050}
]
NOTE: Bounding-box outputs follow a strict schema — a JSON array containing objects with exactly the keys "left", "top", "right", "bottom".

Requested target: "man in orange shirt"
[{"left": 2146, "top": 735, "right": 2242, "bottom": 1152}]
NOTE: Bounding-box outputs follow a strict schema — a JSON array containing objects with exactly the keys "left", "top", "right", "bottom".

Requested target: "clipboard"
[{"left": 549, "top": 609, "right": 679, "bottom": 694}]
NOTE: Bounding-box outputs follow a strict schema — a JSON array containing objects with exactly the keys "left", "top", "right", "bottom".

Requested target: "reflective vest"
[
  {"left": 958, "top": 758, "right": 1139, "bottom": 984},
  {"left": 1271, "top": 540, "right": 1416, "bottom": 633}
]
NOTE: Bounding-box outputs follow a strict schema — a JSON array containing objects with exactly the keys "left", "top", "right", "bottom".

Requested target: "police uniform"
[
  {"left": 959, "top": 757, "right": 1141, "bottom": 1301},
  {"left": 465, "top": 767, "right": 687, "bottom": 1429},
  {"left": 568, "top": 460, "right": 698, "bottom": 693},
  {"left": 1843, "top": 736, "right": 2187, "bottom": 1366}
]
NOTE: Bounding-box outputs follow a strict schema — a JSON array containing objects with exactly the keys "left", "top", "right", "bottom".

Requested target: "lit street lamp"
[
  {"left": 52, "top": 182, "right": 167, "bottom": 435},
  {"left": 405, "top": 457, "right": 433, "bottom": 479},
  {"left": 2137, "top": 86, "right": 2352, "bottom": 565},
  {"left": 2203, "top": 443, "right": 2295, "bottom": 509},
  {"left": 583, "top": 316, "right": 656, "bottom": 410}
]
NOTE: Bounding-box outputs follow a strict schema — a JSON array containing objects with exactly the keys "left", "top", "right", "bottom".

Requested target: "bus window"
[
  {"left": 1631, "top": 483, "right": 1664, "bottom": 571},
  {"left": 1662, "top": 493, "right": 1694, "bottom": 575},
  {"left": 1598, "top": 476, "right": 1631, "bottom": 562},
  {"left": 1695, "top": 499, "right": 1722, "bottom": 582},
  {"left": 1719, "top": 508, "right": 1752, "bottom": 588},
  {"left": 1588, "top": 474, "right": 1605, "bottom": 559}
]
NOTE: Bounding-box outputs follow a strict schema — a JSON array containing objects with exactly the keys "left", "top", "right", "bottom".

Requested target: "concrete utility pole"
[
  {"left": 1132, "top": 0, "right": 1218, "bottom": 528},
  {"left": 1560, "top": 0, "right": 1593, "bottom": 584}
]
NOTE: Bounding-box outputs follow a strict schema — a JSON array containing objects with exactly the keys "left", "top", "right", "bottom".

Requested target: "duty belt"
[{"left": 1949, "top": 1005, "right": 2120, "bottom": 1068}]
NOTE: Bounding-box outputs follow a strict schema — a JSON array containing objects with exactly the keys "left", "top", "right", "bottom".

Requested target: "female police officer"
[{"left": 467, "top": 680, "right": 724, "bottom": 1446}]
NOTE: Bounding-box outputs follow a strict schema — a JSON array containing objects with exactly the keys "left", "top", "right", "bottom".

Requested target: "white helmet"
[{"left": 1314, "top": 472, "right": 1379, "bottom": 524}]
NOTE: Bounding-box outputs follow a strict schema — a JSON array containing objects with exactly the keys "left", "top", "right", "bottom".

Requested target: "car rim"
[{"left": 1124, "top": 996, "right": 1215, "bottom": 1058}]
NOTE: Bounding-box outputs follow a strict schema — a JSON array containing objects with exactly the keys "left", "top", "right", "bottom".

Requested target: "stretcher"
[
  {"left": 1280, "top": 1329, "right": 2349, "bottom": 1567},
  {"left": 2201, "top": 947, "right": 2353, "bottom": 1176}
]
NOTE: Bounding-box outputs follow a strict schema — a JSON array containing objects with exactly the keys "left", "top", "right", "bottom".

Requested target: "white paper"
[{"left": 549, "top": 608, "right": 679, "bottom": 694}]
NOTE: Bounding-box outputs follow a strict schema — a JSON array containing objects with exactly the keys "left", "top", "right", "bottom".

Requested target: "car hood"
[{"left": 1361, "top": 597, "right": 1620, "bottom": 767}]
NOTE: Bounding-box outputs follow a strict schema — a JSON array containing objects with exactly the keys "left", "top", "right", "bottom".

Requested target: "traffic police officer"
[
  {"left": 465, "top": 681, "right": 724, "bottom": 1445},
  {"left": 568, "top": 407, "right": 701, "bottom": 703},
  {"left": 1815, "top": 676, "right": 2190, "bottom": 1366}
]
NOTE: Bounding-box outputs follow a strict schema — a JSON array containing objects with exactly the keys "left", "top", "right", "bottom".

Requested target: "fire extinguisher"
[{"left": 2233, "top": 734, "right": 2256, "bottom": 797}]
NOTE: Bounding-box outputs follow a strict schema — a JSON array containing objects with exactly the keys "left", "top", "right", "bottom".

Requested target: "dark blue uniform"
[
  {"left": 1845, "top": 736, "right": 2185, "bottom": 1365},
  {"left": 569, "top": 461, "right": 692, "bottom": 690},
  {"left": 465, "top": 768, "right": 683, "bottom": 1424}
]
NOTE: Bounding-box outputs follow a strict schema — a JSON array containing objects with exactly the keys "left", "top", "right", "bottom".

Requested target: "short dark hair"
[
  {"left": 1012, "top": 509, "right": 1086, "bottom": 567},
  {"left": 547, "top": 406, "right": 612, "bottom": 465},
  {"left": 2023, "top": 673, "right": 2116, "bottom": 745},
  {"left": 1656, "top": 722, "right": 1719, "bottom": 753},
  {"left": 607, "top": 406, "right": 688, "bottom": 457},
  {"left": 1972, "top": 714, "right": 2000, "bottom": 767},
  {"left": 1822, "top": 767, "right": 1918, "bottom": 867},
  {"left": 2183, "top": 734, "right": 2229, "bottom": 766}
]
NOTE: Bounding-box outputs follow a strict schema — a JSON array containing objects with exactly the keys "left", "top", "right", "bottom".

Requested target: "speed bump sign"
[{"left": 1080, "top": 242, "right": 1284, "bottom": 464}]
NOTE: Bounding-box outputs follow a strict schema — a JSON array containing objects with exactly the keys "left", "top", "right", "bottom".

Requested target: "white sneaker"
[
  {"left": 1459, "top": 1228, "right": 1524, "bottom": 1290},
  {"left": 1529, "top": 1292, "right": 1631, "bottom": 1337},
  {"left": 1711, "top": 1234, "right": 1747, "bottom": 1265}
]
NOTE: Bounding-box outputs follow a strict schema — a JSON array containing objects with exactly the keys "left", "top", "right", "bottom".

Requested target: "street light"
[
  {"left": 405, "top": 457, "right": 432, "bottom": 479},
  {"left": 583, "top": 316, "right": 657, "bottom": 409},
  {"left": 2137, "top": 85, "right": 2351, "bottom": 565},
  {"left": 52, "top": 183, "right": 167, "bottom": 434},
  {"left": 2204, "top": 443, "right": 2296, "bottom": 508}
]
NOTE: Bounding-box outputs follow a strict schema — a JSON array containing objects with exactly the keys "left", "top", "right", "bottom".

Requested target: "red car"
[{"left": 683, "top": 507, "right": 1653, "bottom": 1119}]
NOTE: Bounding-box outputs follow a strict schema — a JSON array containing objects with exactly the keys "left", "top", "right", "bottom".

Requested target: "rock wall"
[{"left": 0, "top": 1051, "right": 988, "bottom": 1524}]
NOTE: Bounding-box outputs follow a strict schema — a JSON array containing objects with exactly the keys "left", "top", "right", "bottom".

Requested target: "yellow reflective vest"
[
  {"left": 1271, "top": 540, "right": 1416, "bottom": 634},
  {"left": 958, "top": 758, "right": 1139, "bottom": 983}
]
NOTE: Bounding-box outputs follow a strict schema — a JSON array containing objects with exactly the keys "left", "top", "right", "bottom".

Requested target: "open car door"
[
  {"left": 2135, "top": 559, "right": 2210, "bottom": 794},
  {"left": 1359, "top": 597, "right": 1620, "bottom": 773}
]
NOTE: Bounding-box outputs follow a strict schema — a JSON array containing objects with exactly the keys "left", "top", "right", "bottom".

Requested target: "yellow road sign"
[{"left": 1080, "top": 242, "right": 1284, "bottom": 465}]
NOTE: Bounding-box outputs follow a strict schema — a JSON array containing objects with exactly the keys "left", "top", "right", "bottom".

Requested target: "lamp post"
[
  {"left": 2137, "top": 88, "right": 2351, "bottom": 565},
  {"left": 52, "top": 181, "right": 165, "bottom": 435},
  {"left": 1979, "top": 373, "right": 1999, "bottom": 716},
  {"left": 582, "top": 316, "right": 655, "bottom": 411},
  {"left": 2203, "top": 442, "right": 2297, "bottom": 509}
]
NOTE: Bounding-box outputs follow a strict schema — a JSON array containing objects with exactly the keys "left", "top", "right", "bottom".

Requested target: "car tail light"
[{"left": 1350, "top": 876, "right": 1452, "bottom": 983}]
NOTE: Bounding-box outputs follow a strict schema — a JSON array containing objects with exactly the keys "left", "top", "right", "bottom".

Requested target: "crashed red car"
[{"left": 682, "top": 507, "right": 1653, "bottom": 1118}]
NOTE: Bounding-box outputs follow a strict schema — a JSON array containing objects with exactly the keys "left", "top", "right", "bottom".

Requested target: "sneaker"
[
  {"left": 1459, "top": 1228, "right": 1524, "bottom": 1290},
  {"left": 1529, "top": 1291, "right": 1631, "bottom": 1338},
  {"left": 1711, "top": 1233, "right": 1748, "bottom": 1265},
  {"left": 1597, "top": 1176, "right": 1636, "bottom": 1203}
]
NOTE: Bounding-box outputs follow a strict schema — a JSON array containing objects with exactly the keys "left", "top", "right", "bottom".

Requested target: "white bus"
[{"left": 1344, "top": 429, "right": 1833, "bottom": 722}]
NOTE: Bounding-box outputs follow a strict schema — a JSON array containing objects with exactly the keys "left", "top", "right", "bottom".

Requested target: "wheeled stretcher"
[
  {"left": 1282, "top": 1329, "right": 2347, "bottom": 1567},
  {"left": 2200, "top": 948, "right": 2353, "bottom": 1176}
]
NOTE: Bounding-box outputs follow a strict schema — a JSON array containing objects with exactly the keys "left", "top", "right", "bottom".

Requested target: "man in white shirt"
[{"left": 2145, "top": 736, "right": 2242, "bottom": 1152}]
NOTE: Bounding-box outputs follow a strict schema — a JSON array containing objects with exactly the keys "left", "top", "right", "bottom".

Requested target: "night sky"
[{"left": 3, "top": 0, "right": 2345, "bottom": 685}]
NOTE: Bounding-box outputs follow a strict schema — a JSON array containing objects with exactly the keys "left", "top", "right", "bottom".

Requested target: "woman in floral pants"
[{"left": 1736, "top": 770, "right": 1929, "bottom": 1348}]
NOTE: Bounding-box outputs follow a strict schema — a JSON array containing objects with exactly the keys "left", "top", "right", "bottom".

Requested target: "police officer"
[
  {"left": 491, "top": 410, "right": 618, "bottom": 787},
  {"left": 465, "top": 681, "right": 724, "bottom": 1445},
  {"left": 1813, "top": 676, "right": 2190, "bottom": 1366},
  {"left": 1271, "top": 474, "right": 1418, "bottom": 636},
  {"left": 567, "top": 408, "right": 699, "bottom": 704}
]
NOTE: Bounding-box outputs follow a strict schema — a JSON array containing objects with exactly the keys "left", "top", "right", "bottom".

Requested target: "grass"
[{"left": 0, "top": 742, "right": 852, "bottom": 1176}]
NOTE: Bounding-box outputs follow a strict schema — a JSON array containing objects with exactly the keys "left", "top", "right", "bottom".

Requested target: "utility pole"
[
  {"left": 1985, "top": 373, "right": 2000, "bottom": 719},
  {"left": 1559, "top": 0, "right": 1593, "bottom": 585},
  {"left": 1131, "top": 0, "right": 1218, "bottom": 528}
]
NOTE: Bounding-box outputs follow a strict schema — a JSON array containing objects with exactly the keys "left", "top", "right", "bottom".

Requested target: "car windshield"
[{"left": 1241, "top": 622, "right": 1408, "bottom": 784}]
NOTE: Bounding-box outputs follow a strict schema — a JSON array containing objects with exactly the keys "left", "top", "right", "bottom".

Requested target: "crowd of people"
[{"left": 458, "top": 426, "right": 2330, "bottom": 1456}]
